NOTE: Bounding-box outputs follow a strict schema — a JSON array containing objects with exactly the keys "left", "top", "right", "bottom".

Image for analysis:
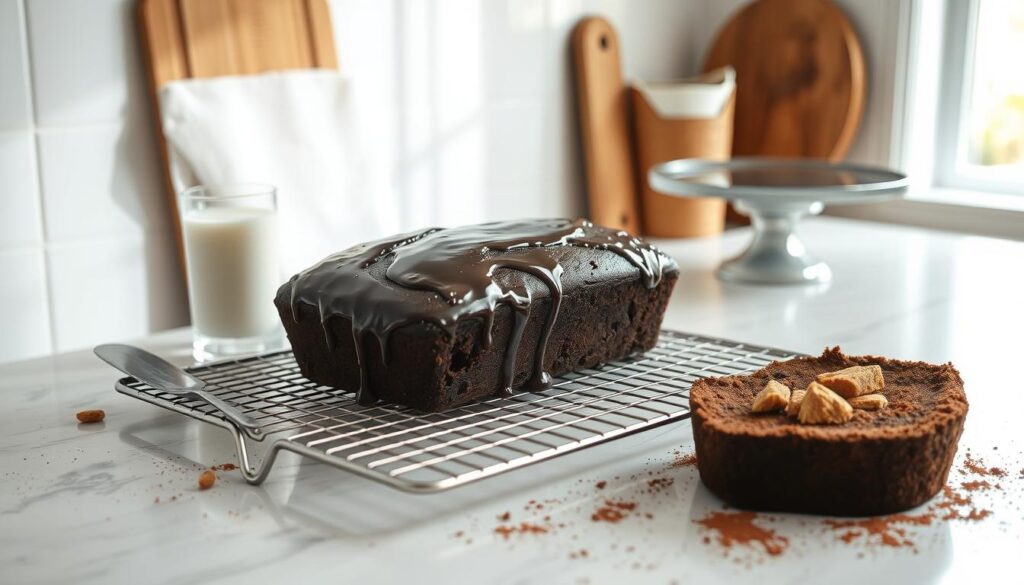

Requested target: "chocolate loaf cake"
[
  {"left": 275, "top": 219, "right": 678, "bottom": 412},
  {"left": 690, "top": 348, "right": 968, "bottom": 516}
]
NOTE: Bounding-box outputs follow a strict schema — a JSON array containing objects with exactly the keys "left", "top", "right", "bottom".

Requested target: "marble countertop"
[{"left": 3, "top": 217, "right": 1022, "bottom": 584}]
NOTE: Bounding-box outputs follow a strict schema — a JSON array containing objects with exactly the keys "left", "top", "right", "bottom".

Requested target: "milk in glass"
[{"left": 179, "top": 185, "right": 284, "bottom": 360}]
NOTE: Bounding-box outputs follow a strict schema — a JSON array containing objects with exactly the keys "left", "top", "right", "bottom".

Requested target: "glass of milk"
[{"left": 179, "top": 184, "right": 285, "bottom": 361}]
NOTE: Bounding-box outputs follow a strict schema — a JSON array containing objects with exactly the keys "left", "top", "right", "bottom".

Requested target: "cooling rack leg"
[{"left": 230, "top": 424, "right": 282, "bottom": 485}]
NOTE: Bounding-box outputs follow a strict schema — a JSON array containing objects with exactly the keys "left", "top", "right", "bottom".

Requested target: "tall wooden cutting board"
[
  {"left": 703, "top": 0, "right": 865, "bottom": 160},
  {"left": 572, "top": 17, "right": 641, "bottom": 234},
  {"left": 138, "top": 0, "right": 338, "bottom": 273}
]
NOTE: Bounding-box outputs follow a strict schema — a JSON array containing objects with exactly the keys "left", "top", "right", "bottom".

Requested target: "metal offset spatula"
[{"left": 94, "top": 344, "right": 261, "bottom": 437}]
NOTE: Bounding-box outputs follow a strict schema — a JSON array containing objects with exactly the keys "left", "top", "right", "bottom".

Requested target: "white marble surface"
[{"left": 2, "top": 217, "right": 1023, "bottom": 584}]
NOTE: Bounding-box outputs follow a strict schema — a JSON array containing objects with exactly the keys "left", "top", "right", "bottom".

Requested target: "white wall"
[
  {"left": 0, "top": 0, "right": 902, "bottom": 363},
  {"left": 327, "top": 0, "right": 708, "bottom": 229}
]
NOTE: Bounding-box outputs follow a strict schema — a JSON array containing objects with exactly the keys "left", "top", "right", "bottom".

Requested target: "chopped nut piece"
[
  {"left": 76, "top": 409, "right": 105, "bottom": 424},
  {"left": 798, "top": 382, "right": 853, "bottom": 424},
  {"left": 816, "top": 365, "right": 885, "bottom": 398},
  {"left": 751, "top": 380, "right": 791, "bottom": 413},
  {"left": 785, "top": 390, "right": 806, "bottom": 417},
  {"left": 198, "top": 470, "right": 216, "bottom": 490},
  {"left": 848, "top": 394, "right": 888, "bottom": 410}
]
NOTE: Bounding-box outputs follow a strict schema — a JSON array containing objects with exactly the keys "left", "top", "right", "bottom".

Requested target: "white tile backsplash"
[
  {"left": 47, "top": 232, "right": 187, "bottom": 353},
  {"left": 0, "top": 0, "right": 31, "bottom": 129},
  {"left": 37, "top": 124, "right": 167, "bottom": 242},
  {"left": 26, "top": 0, "right": 142, "bottom": 127},
  {"left": 1, "top": 0, "right": 182, "bottom": 362},
  {"left": 0, "top": 130, "right": 43, "bottom": 247},
  {"left": 0, "top": 249, "right": 51, "bottom": 362}
]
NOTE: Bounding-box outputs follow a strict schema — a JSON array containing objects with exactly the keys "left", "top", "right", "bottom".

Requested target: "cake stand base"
[{"left": 718, "top": 199, "right": 831, "bottom": 285}]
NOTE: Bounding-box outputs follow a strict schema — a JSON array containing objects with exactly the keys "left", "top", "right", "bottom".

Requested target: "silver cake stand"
[{"left": 649, "top": 157, "right": 909, "bottom": 285}]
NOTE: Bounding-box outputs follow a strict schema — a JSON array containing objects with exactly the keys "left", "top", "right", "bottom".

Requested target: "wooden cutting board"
[
  {"left": 138, "top": 0, "right": 338, "bottom": 274},
  {"left": 703, "top": 0, "right": 865, "bottom": 160},
  {"left": 571, "top": 17, "right": 641, "bottom": 234}
]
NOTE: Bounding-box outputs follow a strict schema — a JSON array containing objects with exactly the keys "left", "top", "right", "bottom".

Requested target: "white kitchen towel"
[
  {"left": 631, "top": 67, "right": 736, "bottom": 119},
  {"left": 160, "top": 69, "right": 399, "bottom": 275}
]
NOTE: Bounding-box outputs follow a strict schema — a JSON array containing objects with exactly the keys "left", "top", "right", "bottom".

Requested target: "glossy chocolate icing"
[{"left": 281, "top": 218, "right": 674, "bottom": 405}]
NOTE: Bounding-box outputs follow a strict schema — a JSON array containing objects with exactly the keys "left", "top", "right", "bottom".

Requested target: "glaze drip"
[{"left": 283, "top": 218, "right": 673, "bottom": 405}]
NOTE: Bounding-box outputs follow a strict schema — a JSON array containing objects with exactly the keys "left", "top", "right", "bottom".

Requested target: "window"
[
  {"left": 933, "top": 0, "right": 1024, "bottom": 194},
  {"left": 831, "top": 0, "right": 1024, "bottom": 239}
]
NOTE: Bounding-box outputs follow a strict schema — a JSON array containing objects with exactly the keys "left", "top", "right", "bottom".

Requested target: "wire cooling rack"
[{"left": 115, "top": 330, "right": 798, "bottom": 492}]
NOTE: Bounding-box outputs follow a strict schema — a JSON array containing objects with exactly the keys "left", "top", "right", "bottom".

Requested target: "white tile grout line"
[
  {"left": 0, "top": 229, "right": 180, "bottom": 256},
  {"left": 17, "top": 0, "right": 58, "bottom": 356}
]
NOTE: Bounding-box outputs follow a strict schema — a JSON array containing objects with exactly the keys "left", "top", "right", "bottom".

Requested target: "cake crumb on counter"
[
  {"left": 76, "top": 409, "right": 105, "bottom": 423},
  {"left": 198, "top": 470, "right": 216, "bottom": 490}
]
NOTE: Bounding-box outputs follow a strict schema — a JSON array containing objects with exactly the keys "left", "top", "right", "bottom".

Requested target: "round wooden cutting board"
[{"left": 703, "top": 0, "right": 866, "bottom": 160}]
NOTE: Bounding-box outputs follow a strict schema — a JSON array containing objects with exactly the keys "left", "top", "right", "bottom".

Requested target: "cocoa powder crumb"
[
  {"left": 670, "top": 453, "right": 697, "bottom": 468},
  {"left": 591, "top": 508, "right": 624, "bottom": 523},
  {"left": 595, "top": 481, "right": 607, "bottom": 490},
  {"left": 940, "top": 485, "right": 971, "bottom": 508},
  {"left": 838, "top": 530, "right": 858, "bottom": 543},
  {"left": 966, "top": 509, "right": 992, "bottom": 521},
  {"left": 211, "top": 463, "right": 237, "bottom": 471},
  {"left": 826, "top": 514, "right": 932, "bottom": 548},
  {"left": 962, "top": 453, "right": 1007, "bottom": 477},
  {"left": 591, "top": 500, "right": 637, "bottom": 523},
  {"left": 961, "top": 480, "right": 992, "bottom": 492},
  {"left": 646, "top": 477, "right": 674, "bottom": 493},
  {"left": 695, "top": 511, "right": 789, "bottom": 556},
  {"left": 494, "top": 522, "right": 548, "bottom": 539},
  {"left": 497, "top": 511, "right": 510, "bottom": 522}
]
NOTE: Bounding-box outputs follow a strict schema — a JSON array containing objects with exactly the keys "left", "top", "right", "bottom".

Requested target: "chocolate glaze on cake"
[
  {"left": 690, "top": 348, "right": 968, "bottom": 516},
  {"left": 278, "top": 218, "right": 675, "bottom": 406}
]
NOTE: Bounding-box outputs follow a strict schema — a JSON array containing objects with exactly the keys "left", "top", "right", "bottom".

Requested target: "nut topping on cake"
[
  {"left": 785, "top": 389, "right": 806, "bottom": 417},
  {"left": 798, "top": 381, "right": 854, "bottom": 424},
  {"left": 816, "top": 365, "right": 885, "bottom": 398},
  {"left": 751, "top": 380, "right": 791, "bottom": 413},
  {"left": 848, "top": 394, "right": 888, "bottom": 410},
  {"left": 767, "top": 364, "right": 888, "bottom": 423}
]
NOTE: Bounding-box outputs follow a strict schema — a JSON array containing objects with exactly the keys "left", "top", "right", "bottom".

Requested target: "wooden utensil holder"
[{"left": 631, "top": 85, "right": 735, "bottom": 238}]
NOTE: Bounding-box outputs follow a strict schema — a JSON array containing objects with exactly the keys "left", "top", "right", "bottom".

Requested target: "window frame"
[
  {"left": 931, "top": 0, "right": 1024, "bottom": 195},
  {"left": 827, "top": 0, "right": 1024, "bottom": 241}
]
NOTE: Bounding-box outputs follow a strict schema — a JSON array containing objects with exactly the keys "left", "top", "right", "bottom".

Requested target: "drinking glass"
[{"left": 178, "top": 184, "right": 286, "bottom": 361}]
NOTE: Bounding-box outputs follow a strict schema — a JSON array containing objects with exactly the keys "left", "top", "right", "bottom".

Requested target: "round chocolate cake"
[{"left": 690, "top": 347, "right": 968, "bottom": 516}]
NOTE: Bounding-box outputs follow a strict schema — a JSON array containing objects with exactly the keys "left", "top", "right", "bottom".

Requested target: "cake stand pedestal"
[{"left": 648, "top": 158, "right": 909, "bottom": 285}]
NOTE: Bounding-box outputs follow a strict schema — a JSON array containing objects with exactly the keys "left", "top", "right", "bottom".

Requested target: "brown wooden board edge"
[{"left": 571, "top": 16, "right": 642, "bottom": 235}]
